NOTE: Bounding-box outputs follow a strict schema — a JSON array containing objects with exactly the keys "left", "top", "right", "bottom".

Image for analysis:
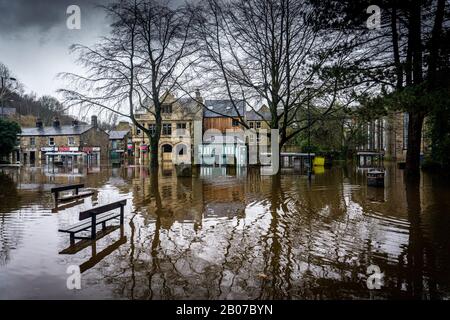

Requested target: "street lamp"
[
  {"left": 304, "top": 81, "right": 314, "bottom": 182},
  {"left": 1, "top": 76, "right": 17, "bottom": 119}
]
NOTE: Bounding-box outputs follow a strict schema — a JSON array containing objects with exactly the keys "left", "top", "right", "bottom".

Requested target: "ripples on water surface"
[{"left": 0, "top": 164, "right": 449, "bottom": 299}]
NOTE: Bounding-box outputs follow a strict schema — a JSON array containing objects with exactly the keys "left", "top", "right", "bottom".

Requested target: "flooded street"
[{"left": 1, "top": 164, "right": 450, "bottom": 300}]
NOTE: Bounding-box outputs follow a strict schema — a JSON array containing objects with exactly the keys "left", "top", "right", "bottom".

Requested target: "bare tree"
[
  {"left": 59, "top": 0, "right": 198, "bottom": 168},
  {"left": 0, "top": 63, "right": 20, "bottom": 117},
  {"left": 192, "top": 0, "right": 362, "bottom": 149}
]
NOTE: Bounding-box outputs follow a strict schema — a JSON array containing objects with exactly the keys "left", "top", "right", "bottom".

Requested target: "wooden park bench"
[
  {"left": 51, "top": 183, "right": 94, "bottom": 204},
  {"left": 58, "top": 199, "right": 127, "bottom": 245}
]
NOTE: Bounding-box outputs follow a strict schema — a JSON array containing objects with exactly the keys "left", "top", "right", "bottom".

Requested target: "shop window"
[
  {"left": 162, "top": 144, "right": 172, "bottom": 153},
  {"left": 162, "top": 104, "right": 172, "bottom": 114}
]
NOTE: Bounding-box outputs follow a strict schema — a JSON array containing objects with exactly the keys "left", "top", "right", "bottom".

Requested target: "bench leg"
[
  {"left": 91, "top": 216, "right": 96, "bottom": 240},
  {"left": 120, "top": 205, "right": 124, "bottom": 225},
  {"left": 120, "top": 225, "right": 124, "bottom": 238},
  {"left": 102, "top": 221, "right": 106, "bottom": 231},
  {"left": 70, "top": 233, "right": 75, "bottom": 246}
]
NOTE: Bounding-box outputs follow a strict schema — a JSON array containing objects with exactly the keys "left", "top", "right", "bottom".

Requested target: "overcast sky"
[{"left": 0, "top": 0, "right": 112, "bottom": 97}]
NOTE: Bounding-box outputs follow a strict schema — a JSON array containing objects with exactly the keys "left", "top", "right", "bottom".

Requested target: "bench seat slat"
[
  {"left": 59, "top": 191, "right": 94, "bottom": 202},
  {"left": 51, "top": 184, "right": 84, "bottom": 193},
  {"left": 58, "top": 211, "right": 121, "bottom": 233}
]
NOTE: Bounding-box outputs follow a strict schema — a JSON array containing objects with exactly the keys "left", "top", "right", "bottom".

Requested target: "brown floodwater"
[{"left": 0, "top": 163, "right": 449, "bottom": 299}]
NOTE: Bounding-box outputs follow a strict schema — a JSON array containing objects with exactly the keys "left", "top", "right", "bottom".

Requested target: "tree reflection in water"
[{"left": 0, "top": 164, "right": 450, "bottom": 299}]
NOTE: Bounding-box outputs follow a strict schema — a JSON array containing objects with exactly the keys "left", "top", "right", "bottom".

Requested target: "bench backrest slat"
[
  {"left": 51, "top": 184, "right": 84, "bottom": 193},
  {"left": 79, "top": 200, "right": 127, "bottom": 221}
]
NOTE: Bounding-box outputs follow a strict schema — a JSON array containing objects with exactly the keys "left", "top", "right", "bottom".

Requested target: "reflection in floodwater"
[{"left": 0, "top": 164, "right": 449, "bottom": 299}]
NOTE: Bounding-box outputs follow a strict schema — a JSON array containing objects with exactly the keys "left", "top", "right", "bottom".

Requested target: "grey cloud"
[{"left": 0, "top": 0, "right": 110, "bottom": 34}]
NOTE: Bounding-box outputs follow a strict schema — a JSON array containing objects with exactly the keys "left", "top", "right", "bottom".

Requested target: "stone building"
[
  {"left": 357, "top": 112, "right": 429, "bottom": 164},
  {"left": 131, "top": 92, "right": 203, "bottom": 164},
  {"left": 385, "top": 112, "right": 429, "bottom": 162},
  {"left": 18, "top": 116, "right": 109, "bottom": 164},
  {"left": 109, "top": 129, "right": 132, "bottom": 162}
]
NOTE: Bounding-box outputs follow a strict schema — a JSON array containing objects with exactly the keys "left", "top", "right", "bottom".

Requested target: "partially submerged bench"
[
  {"left": 51, "top": 183, "right": 94, "bottom": 204},
  {"left": 58, "top": 199, "right": 127, "bottom": 245}
]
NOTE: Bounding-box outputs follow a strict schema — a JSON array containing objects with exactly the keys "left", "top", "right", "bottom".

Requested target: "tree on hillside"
[
  {"left": 59, "top": 0, "right": 199, "bottom": 168},
  {"left": 0, "top": 63, "right": 20, "bottom": 115},
  {"left": 0, "top": 119, "right": 21, "bottom": 160},
  {"left": 39, "top": 96, "right": 65, "bottom": 114}
]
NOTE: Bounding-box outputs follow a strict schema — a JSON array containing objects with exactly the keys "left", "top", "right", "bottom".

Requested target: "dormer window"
[{"left": 162, "top": 104, "right": 172, "bottom": 114}]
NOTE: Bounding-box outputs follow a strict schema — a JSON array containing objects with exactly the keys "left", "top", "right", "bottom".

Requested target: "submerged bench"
[
  {"left": 58, "top": 199, "right": 127, "bottom": 245},
  {"left": 51, "top": 183, "right": 94, "bottom": 204}
]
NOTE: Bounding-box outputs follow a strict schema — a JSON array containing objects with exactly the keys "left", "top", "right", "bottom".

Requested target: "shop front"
[{"left": 82, "top": 146, "right": 102, "bottom": 165}]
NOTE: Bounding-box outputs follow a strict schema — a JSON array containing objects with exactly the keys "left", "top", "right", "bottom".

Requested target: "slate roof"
[
  {"left": 203, "top": 100, "right": 245, "bottom": 118},
  {"left": 245, "top": 109, "right": 272, "bottom": 121},
  {"left": 19, "top": 125, "right": 93, "bottom": 136},
  {"left": 109, "top": 130, "right": 129, "bottom": 140}
]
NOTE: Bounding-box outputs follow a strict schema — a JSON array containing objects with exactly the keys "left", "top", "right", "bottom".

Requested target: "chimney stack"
[
  {"left": 91, "top": 115, "right": 98, "bottom": 127},
  {"left": 36, "top": 118, "right": 43, "bottom": 128},
  {"left": 195, "top": 89, "right": 202, "bottom": 102},
  {"left": 53, "top": 117, "right": 60, "bottom": 128}
]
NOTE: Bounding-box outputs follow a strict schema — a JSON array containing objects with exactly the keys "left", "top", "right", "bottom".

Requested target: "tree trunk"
[
  {"left": 405, "top": 111, "right": 425, "bottom": 177},
  {"left": 150, "top": 138, "right": 159, "bottom": 168}
]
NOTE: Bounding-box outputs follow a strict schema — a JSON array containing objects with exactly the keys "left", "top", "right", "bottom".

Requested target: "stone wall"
[{"left": 80, "top": 127, "right": 110, "bottom": 160}]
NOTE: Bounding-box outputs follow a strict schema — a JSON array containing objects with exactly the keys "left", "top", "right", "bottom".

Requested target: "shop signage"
[
  {"left": 82, "top": 147, "right": 101, "bottom": 153},
  {"left": 140, "top": 145, "right": 148, "bottom": 151},
  {"left": 58, "top": 146, "right": 79, "bottom": 152},
  {"left": 41, "top": 147, "right": 57, "bottom": 152}
]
